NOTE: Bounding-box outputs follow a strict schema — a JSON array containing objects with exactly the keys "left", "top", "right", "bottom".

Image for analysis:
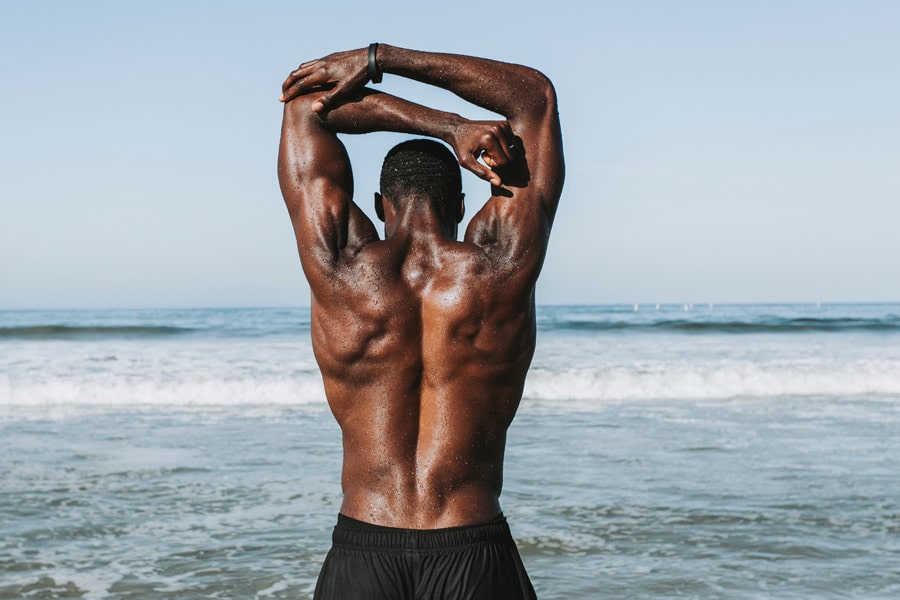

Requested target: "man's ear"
[
  {"left": 374, "top": 192, "right": 385, "bottom": 222},
  {"left": 457, "top": 193, "right": 466, "bottom": 224}
]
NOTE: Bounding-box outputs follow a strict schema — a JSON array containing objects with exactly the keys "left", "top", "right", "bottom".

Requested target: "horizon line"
[{"left": 2, "top": 301, "right": 899, "bottom": 312}]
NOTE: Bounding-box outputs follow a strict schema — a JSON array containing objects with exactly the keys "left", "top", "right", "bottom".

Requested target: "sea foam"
[
  {"left": 3, "top": 358, "right": 899, "bottom": 410},
  {"left": 0, "top": 375, "right": 327, "bottom": 409},
  {"left": 524, "top": 359, "right": 900, "bottom": 404}
]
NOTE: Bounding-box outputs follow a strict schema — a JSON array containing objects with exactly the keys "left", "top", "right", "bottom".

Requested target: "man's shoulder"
[{"left": 312, "top": 234, "right": 528, "bottom": 300}]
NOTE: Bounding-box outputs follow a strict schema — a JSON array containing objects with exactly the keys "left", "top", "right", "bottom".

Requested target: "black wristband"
[{"left": 367, "top": 43, "right": 383, "bottom": 84}]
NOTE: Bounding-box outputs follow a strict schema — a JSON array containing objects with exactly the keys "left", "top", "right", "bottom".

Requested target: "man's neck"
[{"left": 384, "top": 200, "right": 455, "bottom": 241}]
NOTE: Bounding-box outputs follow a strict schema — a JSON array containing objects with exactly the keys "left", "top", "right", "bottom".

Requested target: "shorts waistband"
[{"left": 332, "top": 513, "right": 512, "bottom": 552}]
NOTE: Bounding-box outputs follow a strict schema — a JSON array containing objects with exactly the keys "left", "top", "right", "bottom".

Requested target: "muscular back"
[
  {"left": 310, "top": 227, "right": 537, "bottom": 528},
  {"left": 277, "top": 44, "right": 563, "bottom": 530}
]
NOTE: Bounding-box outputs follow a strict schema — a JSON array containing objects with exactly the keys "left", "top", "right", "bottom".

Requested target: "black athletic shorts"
[{"left": 313, "top": 513, "right": 537, "bottom": 600}]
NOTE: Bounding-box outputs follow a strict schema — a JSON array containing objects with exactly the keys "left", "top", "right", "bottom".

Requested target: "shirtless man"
[{"left": 278, "top": 44, "right": 564, "bottom": 599}]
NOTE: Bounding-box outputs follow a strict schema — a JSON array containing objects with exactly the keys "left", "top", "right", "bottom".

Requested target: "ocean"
[{"left": 1, "top": 304, "right": 899, "bottom": 599}]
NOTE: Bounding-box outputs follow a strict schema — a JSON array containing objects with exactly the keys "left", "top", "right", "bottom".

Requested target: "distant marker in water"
[
  {"left": 684, "top": 304, "right": 690, "bottom": 311},
  {"left": 656, "top": 304, "right": 661, "bottom": 310},
  {"left": 633, "top": 304, "right": 639, "bottom": 311}
]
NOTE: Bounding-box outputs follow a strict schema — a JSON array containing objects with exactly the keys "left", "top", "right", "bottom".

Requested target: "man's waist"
[
  {"left": 331, "top": 512, "right": 512, "bottom": 551},
  {"left": 339, "top": 483, "right": 503, "bottom": 530}
]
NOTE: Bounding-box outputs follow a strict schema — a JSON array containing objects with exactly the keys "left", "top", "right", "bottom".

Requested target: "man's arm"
[
  {"left": 318, "top": 89, "right": 516, "bottom": 186},
  {"left": 277, "top": 93, "right": 376, "bottom": 288},
  {"left": 278, "top": 87, "right": 515, "bottom": 285},
  {"left": 282, "top": 45, "right": 565, "bottom": 281}
]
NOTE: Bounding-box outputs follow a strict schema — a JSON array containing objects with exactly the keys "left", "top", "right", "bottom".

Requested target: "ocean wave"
[
  {"left": 3, "top": 307, "right": 897, "bottom": 341},
  {"left": 3, "top": 359, "right": 899, "bottom": 410},
  {"left": 0, "top": 376, "right": 327, "bottom": 408},
  {"left": 6, "top": 318, "right": 895, "bottom": 340},
  {"left": 540, "top": 316, "right": 900, "bottom": 334},
  {"left": 523, "top": 361, "right": 900, "bottom": 403},
  {"left": 0, "top": 325, "right": 195, "bottom": 340}
]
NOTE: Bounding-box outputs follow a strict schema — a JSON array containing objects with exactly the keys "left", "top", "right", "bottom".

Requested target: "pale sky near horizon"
[{"left": 2, "top": 1, "right": 898, "bottom": 309}]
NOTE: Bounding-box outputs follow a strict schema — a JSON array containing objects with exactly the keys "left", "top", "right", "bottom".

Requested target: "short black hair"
[{"left": 379, "top": 139, "right": 461, "bottom": 210}]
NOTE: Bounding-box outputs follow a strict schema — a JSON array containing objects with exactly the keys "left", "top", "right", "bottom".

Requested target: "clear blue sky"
[{"left": 2, "top": 1, "right": 898, "bottom": 308}]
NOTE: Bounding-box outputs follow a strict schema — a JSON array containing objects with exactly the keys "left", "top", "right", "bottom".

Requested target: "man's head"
[{"left": 376, "top": 139, "right": 464, "bottom": 236}]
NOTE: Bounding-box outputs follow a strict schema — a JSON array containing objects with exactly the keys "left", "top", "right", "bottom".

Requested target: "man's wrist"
[{"left": 367, "top": 43, "right": 383, "bottom": 84}]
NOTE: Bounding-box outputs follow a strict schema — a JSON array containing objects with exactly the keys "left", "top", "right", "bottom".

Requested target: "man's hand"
[
  {"left": 280, "top": 48, "right": 369, "bottom": 111},
  {"left": 447, "top": 120, "right": 517, "bottom": 187}
]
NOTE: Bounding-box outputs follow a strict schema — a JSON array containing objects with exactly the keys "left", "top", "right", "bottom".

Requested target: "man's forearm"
[
  {"left": 375, "top": 44, "right": 554, "bottom": 121},
  {"left": 316, "top": 88, "right": 464, "bottom": 141},
  {"left": 315, "top": 88, "right": 516, "bottom": 187},
  {"left": 279, "top": 45, "right": 550, "bottom": 187}
]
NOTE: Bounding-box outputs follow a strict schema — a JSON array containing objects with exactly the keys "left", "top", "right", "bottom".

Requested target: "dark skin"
[{"left": 278, "top": 44, "right": 564, "bottom": 529}]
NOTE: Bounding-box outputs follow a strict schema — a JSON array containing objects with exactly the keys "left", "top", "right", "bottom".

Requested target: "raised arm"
[
  {"left": 277, "top": 93, "right": 376, "bottom": 288},
  {"left": 278, "top": 86, "right": 515, "bottom": 288},
  {"left": 281, "top": 45, "right": 564, "bottom": 282},
  {"left": 317, "top": 89, "right": 517, "bottom": 186}
]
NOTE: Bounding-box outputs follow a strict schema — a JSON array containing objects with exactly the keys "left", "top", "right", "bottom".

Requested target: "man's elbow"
[
  {"left": 282, "top": 93, "right": 321, "bottom": 128},
  {"left": 521, "top": 68, "right": 558, "bottom": 115}
]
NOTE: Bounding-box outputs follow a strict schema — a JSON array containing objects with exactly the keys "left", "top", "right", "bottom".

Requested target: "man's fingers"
[
  {"left": 477, "top": 122, "right": 518, "bottom": 167},
  {"left": 280, "top": 62, "right": 332, "bottom": 102},
  {"left": 280, "top": 75, "right": 313, "bottom": 103},
  {"left": 480, "top": 136, "right": 511, "bottom": 168},
  {"left": 282, "top": 62, "right": 315, "bottom": 95},
  {"left": 311, "top": 93, "right": 333, "bottom": 113},
  {"left": 310, "top": 74, "right": 369, "bottom": 111},
  {"left": 280, "top": 51, "right": 368, "bottom": 103},
  {"left": 497, "top": 122, "right": 517, "bottom": 160},
  {"left": 486, "top": 122, "right": 515, "bottom": 163},
  {"left": 281, "top": 69, "right": 301, "bottom": 94},
  {"left": 310, "top": 80, "right": 348, "bottom": 112},
  {"left": 460, "top": 154, "right": 501, "bottom": 187},
  {"left": 280, "top": 80, "right": 306, "bottom": 103},
  {"left": 459, "top": 155, "right": 487, "bottom": 179}
]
